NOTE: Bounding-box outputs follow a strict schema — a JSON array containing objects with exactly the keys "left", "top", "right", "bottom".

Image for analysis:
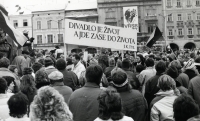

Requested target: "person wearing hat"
[
  {"left": 12, "top": 50, "right": 31, "bottom": 77},
  {"left": 48, "top": 71, "right": 72, "bottom": 104},
  {"left": 110, "top": 70, "right": 148, "bottom": 121},
  {"left": 44, "top": 57, "right": 58, "bottom": 76},
  {"left": 182, "top": 59, "right": 198, "bottom": 80}
]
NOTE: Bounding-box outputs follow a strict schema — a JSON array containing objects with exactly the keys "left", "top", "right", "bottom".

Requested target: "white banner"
[
  {"left": 65, "top": 19, "right": 137, "bottom": 51},
  {"left": 123, "top": 6, "right": 138, "bottom": 32}
]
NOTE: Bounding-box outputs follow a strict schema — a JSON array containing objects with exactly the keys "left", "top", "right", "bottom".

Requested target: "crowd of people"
[{"left": 0, "top": 45, "right": 200, "bottom": 121}]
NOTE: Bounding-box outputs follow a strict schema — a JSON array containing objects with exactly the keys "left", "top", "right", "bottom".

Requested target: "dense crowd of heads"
[{"left": 0, "top": 48, "right": 200, "bottom": 121}]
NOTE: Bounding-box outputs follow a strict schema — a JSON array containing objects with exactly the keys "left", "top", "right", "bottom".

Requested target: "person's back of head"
[
  {"left": 23, "top": 67, "right": 33, "bottom": 76},
  {"left": 136, "top": 64, "right": 145, "bottom": 73},
  {"left": 8, "top": 92, "right": 28, "bottom": 118},
  {"left": 158, "top": 74, "right": 176, "bottom": 92},
  {"left": 190, "top": 52, "right": 196, "bottom": 59},
  {"left": 32, "top": 62, "right": 43, "bottom": 73},
  {"left": 35, "top": 69, "right": 49, "bottom": 89},
  {"left": 166, "top": 66, "right": 179, "bottom": 79},
  {"left": 145, "top": 58, "right": 154, "bottom": 67},
  {"left": 122, "top": 59, "right": 130, "bottom": 69},
  {"left": 48, "top": 71, "right": 64, "bottom": 84},
  {"left": 155, "top": 60, "right": 166, "bottom": 74},
  {"left": 44, "top": 57, "right": 54, "bottom": 67},
  {"left": 86, "top": 65, "right": 103, "bottom": 85},
  {"left": 195, "top": 56, "right": 200, "bottom": 73},
  {"left": 56, "top": 58, "right": 66, "bottom": 70},
  {"left": 30, "top": 86, "right": 73, "bottom": 121},
  {"left": 0, "top": 57, "right": 10, "bottom": 68},
  {"left": 38, "top": 58, "right": 45, "bottom": 66},
  {"left": 169, "top": 60, "right": 182, "bottom": 72},
  {"left": 173, "top": 94, "right": 199, "bottom": 121},
  {"left": 0, "top": 77, "right": 7, "bottom": 94},
  {"left": 97, "top": 87, "right": 124, "bottom": 120}
]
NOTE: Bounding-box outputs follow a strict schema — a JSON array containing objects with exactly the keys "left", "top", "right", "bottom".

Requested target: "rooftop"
[{"left": 66, "top": 0, "right": 97, "bottom": 11}]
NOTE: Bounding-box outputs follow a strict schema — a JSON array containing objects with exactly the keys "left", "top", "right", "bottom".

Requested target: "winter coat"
[
  {"left": 188, "top": 75, "right": 200, "bottom": 107},
  {"left": 150, "top": 90, "right": 177, "bottom": 121},
  {"left": 68, "top": 82, "right": 102, "bottom": 121},
  {"left": 176, "top": 73, "right": 189, "bottom": 88},
  {"left": 117, "top": 86, "right": 148, "bottom": 121}
]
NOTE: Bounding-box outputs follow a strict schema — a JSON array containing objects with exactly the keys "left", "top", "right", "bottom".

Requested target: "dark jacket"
[
  {"left": 69, "top": 82, "right": 102, "bottom": 121},
  {"left": 177, "top": 73, "right": 189, "bottom": 88},
  {"left": 104, "top": 66, "right": 115, "bottom": 78},
  {"left": 132, "top": 72, "right": 140, "bottom": 90},
  {"left": 123, "top": 68, "right": 140, "bottom": 90},
  {"left": 52, "top": 82, "right": 73, "bottom": 105},
  {"left": 184, "top": 69, "right": 197, "bottom": 81},
  {"left": 117, "top": 86, "right": 148, "bottom": 121},
  {"left": 145, "top": 73, "right": 163, "bottom": 106},
  {"left": 59, "top": 69, "right": 79, "bottom": 91},
  {"left": 188, "top": 75, "right": 200, "bottom": 107}
]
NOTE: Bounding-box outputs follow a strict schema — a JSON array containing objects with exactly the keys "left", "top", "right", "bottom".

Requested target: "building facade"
[
  {"left": 97, "top": 0, "right": 164, "bottom": 52},
  {"left": 32, "top": 4, "right": 66, "bottom": 50},
  {"left": 8, "top": 7, "right": 33, "bottom": 37},
  {"left": 163, "top": 0, "right": 200, "bottom": 50}
]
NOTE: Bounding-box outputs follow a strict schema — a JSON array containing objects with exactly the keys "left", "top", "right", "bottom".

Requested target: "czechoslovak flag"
[{"left": 0, "top": 4, "right": 27, "bottom": 47}]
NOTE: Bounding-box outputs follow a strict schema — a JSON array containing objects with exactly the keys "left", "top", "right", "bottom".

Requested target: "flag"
[
  {"left": 146, "top": 26, "right": 163, "bottom": 48},
  {"left": 0, "top": 4, "right": 27, "bottom": 47}
]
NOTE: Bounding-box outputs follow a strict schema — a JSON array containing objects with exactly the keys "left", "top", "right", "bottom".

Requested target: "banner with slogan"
[
  {"left": 65, "top": 19, "right": 137, "bottom": 51},
  {"left": 123, "top": 6, "right": 138, "bottom": 32}
]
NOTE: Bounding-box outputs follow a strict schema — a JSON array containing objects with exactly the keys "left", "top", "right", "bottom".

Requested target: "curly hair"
[
  {"left": 8, "top": 92, "right": 29, "bottom": 118},
  {"left": 97, "top": 87, "right": 124, "bottom": 120},
  {"left": 23, "top": 67, "right": 33, "bottom": 75},
  {"left": 0, "top": 57, "right": 10, "bottom": 68},
  {"left": 30, "top": 86, "right": 73, "bottom": 121}
]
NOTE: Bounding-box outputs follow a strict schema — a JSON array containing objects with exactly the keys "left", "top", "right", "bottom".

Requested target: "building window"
[
  {"left": 168, "top": 29, "right": 173, "bottom": 36},
  {"left": 177, "top": 14, "right": 182, "bottom": 21},
  {"left": 177, "top": 0, "right": 181, "bottom": 7},
  {"left": 37, "top": 35, "right": 42, "bottom": 44},
  {"left": 37, "top": 21, "right": 41, "bottom": 30},
  {"left": 197, "top": 13, "right": 200, "bottom": 20},
  {"left": 167, "top": 0, "right": 172, "bottom": 7},
  {"left": 148, "top": 23, "right": 156, "bottom": 33},
  {"left": 47, "top": 20, "right": 51, "bottom": 29},
  {"left": 187, "top": 0, "right": 192, "bottom": 6},
  {"left": 197, "top": 0, "right": 200, "bottom": 6},
  {"left": 178, "top": 29, "right": 183, "bottom": 35},
  {"left": 188, "top": 14, "right": 192, "bottom": 20},
  {"left": 13, "top": 20, "right": 18, "bottom": 28},
  {"left": 47, "top": 35, "right": 53, "bottom": 43},
  {"left": 58, "top": 34, "right": 63, "bottom": 43},
  {"left": 197, "top": 28, "right": 200, "bottom": 34},
  {"left": 188, "top": 28, "right": 193, "bottom": 35},
  {"left": 23, "top": 19, "right": 28, "bottom": 26},
  {"left": 167, "top": 14, "right": 173, "bottom": 21},
  {"left": 106, "top": 8, "right": 116, "bottom": 19},
  {"left": 58, "top": 21, "right": 62, "bottom": 29},
  {"left": 104, "top": 22, "right": 117, "bottom": 26}
]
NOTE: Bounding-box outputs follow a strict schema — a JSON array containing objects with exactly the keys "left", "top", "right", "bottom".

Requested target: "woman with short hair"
[
  {"left": 94, "top": 87, "right": 133, "bottom": 121},
  {"left": 150, "top": 74, "right": 179, "bottom": 121}
]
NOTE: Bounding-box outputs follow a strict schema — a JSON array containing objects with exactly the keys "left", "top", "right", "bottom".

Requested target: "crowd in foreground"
[{"left": 0, "top": 47, "right": 200, "bottom": 121}]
